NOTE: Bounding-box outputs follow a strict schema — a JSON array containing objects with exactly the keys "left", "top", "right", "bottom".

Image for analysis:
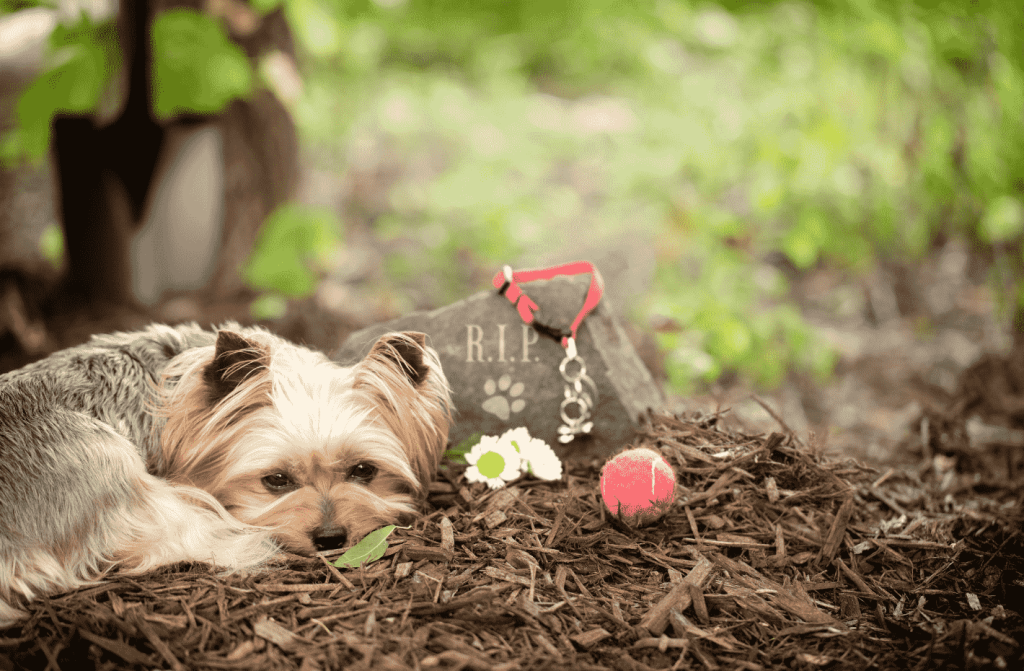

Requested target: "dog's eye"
[
  {"left": 262, "top": 473, "right": 294, "bottom": 491},
  {"left": 349, "top": 463, "right": 377, "bottom": 482}
]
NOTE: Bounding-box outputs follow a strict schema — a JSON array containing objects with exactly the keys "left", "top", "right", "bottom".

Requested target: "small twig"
[
  {"left": 865, "top": 486, "right": 909, "bottom": 517},
  {"left": 130, "top": 612, "right": 186, "bottom": 671},
  {"left": 835, "top": 558, "right": 876, "bottom": 598}
]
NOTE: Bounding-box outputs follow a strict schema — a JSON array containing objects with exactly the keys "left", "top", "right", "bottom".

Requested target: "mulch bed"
[{"left": 1, "top": 409, "right": 1021, "bottom": 671}]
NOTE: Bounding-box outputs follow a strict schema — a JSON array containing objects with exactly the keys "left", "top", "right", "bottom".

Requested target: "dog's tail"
[{"left": 113, "top": 475, "right": 281, "bottom": 575}]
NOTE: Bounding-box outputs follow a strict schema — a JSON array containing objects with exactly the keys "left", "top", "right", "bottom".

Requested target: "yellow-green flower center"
[{"left": 478, "top": 451, "right": 506, "bottom": 478}]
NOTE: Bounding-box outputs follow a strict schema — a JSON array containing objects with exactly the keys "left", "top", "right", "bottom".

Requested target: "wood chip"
[
  {"left": 77, "top": 629, "right": 153, "bottom": 665},
  {"left": 440, "top": 516, "right": 456, "bottom": 556},
  {"left": 689, "top": 582, "right": 710, "bottom": 625},
  {"left": 639, "top": 554, "right": 714, "bottom": 634},
  {"left": 129, "top": 613, "right": 186, "bottom": 671},
  {"left": 483, "top": 509, "right": 508, "bottom": 528},
  {"left": 253, "top": 616, "right": 306, "bottom": 652},
  {"left": 404, "top": 546, "right": 454, "bottom": 562},
  {"left": 659, "top": 437, "right": 719, "bottom": 464},
  {"left": 835, "top": 558, "right": 876, "bottom": 597},
  {"left": 817, "top": 495, "right": 855, "bottom": 564},
  {"left": 570, "top": 628, "right": 612, "bottom": 648},
  {"left": 484, "top": 566, "right": 533, "bottom": 588}
]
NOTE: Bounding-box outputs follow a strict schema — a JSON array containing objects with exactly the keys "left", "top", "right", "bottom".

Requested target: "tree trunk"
[{"left": 51, "top": 0, "right": 298, "bottom": 307}]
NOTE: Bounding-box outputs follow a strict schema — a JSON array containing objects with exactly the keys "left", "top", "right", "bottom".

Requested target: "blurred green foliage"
[
  {"left": 0, "top": 13, "right": 119, "bottom": 165},
  {"left": 243, "top": 202, "right": 342, "bottom": 304},
  {"left": 28, "top": 195, "right": 341, "bottom": 320},
  {"left": 38, "top": 223, "right": 63, "bottom": 267},
  {"left": 6, "top": 0, "right": 1024, "bottom": 394},
  {"left": 0, "top": 7, "right": 254, "bottom": 164},
  {"left": 283, "top": 0, "right": 1024, "bottom": 392},
  {"left": 249, "top": 293, "right": 289, "bottom": 320},
  {"left": 150, "top": 9, "right": 253, "bottom": 120}
]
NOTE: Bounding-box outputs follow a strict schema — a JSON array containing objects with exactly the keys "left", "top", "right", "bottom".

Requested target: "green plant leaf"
[
  {"left": 7, "top": 15, "right": 119, "bottom": 165},
  {"left": 151, "top": 9, "right": 253, "bottom": 120},
  {"left": 333, "top": 525, "right": 398, "bottom": 569},
  {"left": 444, "top": 432, "right": 483, "bottom": 464}
]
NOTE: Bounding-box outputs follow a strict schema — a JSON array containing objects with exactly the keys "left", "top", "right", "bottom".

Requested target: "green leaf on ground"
[{"left": 333, "top": 525, "right": 398, "bottom": 569}]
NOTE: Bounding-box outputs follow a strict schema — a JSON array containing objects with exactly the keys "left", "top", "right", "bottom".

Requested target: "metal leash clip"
[{"left": 556, "top": 337, "right": 598, "bottom": 443}]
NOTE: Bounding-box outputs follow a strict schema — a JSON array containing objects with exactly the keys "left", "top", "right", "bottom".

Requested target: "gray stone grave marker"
[{"left": 333, "top": 274, "right": 664, "bottom": 459}]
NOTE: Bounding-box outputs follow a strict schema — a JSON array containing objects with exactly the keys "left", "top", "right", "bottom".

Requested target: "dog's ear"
[
  {"left": 203, "top": 330, "right": 268, "bottom": 403},
  {"left": 368, "top": 332, "right": 429, "bottom": 386}
]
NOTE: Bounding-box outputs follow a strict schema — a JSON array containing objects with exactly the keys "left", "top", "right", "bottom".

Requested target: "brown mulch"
[
  {"left": 1, "top": 410, "right": 1021, "bottom": 671},
  {"left": 909, "top": 348, "right": 1024, "bottom": 488}
]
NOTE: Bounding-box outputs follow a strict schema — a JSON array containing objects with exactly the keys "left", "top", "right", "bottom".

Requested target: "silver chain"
[
  {"left": 556, "top": 337, "right": 597, "bottom": 443},
  {"left": 501, "top": 266, "right": 597, "bottom": 443}
]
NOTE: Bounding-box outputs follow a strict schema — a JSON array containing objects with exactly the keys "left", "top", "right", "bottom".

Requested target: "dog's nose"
[{"left": 313, "top": 529, "right": 348, "bottom": 552}]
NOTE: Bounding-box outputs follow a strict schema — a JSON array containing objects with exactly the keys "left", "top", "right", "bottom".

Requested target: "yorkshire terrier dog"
[{"left": 0, "top": 322, "right": 451, "bottom": 625}]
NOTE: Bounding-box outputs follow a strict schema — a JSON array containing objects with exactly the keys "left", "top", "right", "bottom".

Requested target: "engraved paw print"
[{"left": 481, "top": 374, "right": 526, "bottom": 421}]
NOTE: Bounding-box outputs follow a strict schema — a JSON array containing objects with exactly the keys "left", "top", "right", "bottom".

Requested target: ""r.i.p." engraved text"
[{"left": 465, "top": 324, "right": 540, "bottom": 363}]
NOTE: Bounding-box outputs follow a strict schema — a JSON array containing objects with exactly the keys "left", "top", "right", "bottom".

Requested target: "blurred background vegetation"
[{"left": 4, "top": 0, "right": 1023, "bottom": 398}]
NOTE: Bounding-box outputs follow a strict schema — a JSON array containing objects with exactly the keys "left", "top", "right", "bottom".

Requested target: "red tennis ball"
[{"left": 600, "top": 447, "right": 676, "bottom": 526}]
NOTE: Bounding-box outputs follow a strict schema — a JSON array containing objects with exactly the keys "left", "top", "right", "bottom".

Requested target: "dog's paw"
[{"left": 481, "top": 374, "right": 525, "bottom": 420}]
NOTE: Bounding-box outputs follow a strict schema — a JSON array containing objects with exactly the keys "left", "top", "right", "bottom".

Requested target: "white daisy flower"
[
  {"left": 464, "top": 434, "right": 522, "bottom": 489},
  {"left": 498, "top": 427, "right": 563, "bottom": 481},
  {"left": 523, "top": 445, "right": 563, "bottom": 481},
  {"left": 498, "top": 426, "right": 535, "bottom": 473}
]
